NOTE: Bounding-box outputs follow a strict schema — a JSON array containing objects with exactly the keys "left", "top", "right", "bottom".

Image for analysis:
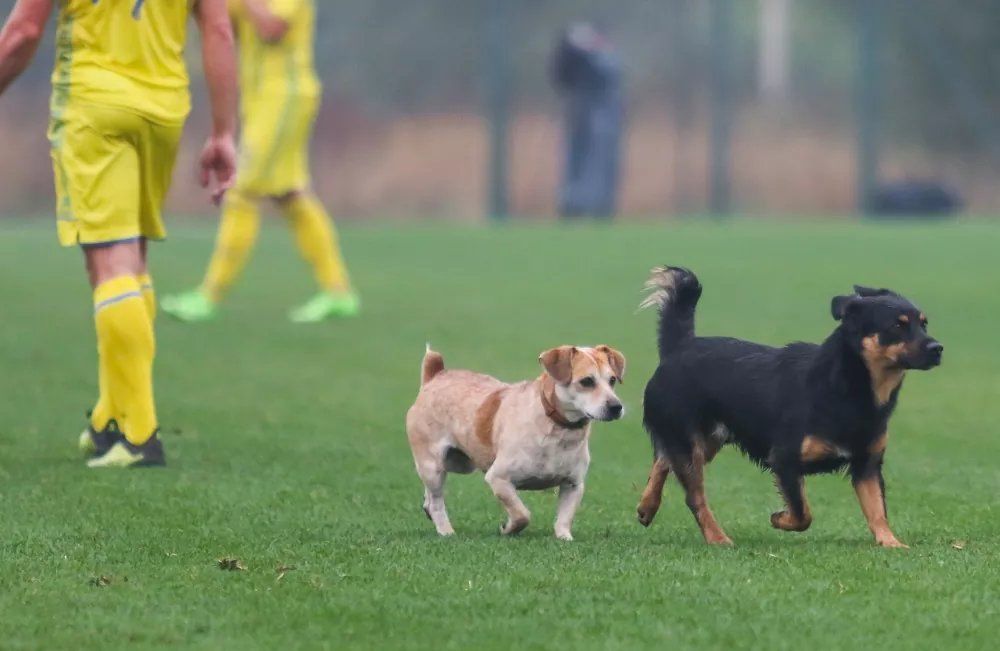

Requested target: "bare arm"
[
  {"left": 241, "top": 0, "right": 290, "bottom": 44},
  {"left": 194, "top": 0, "right": 239, "bottom": 204},
  {"left": 0, "top": 0, "right": 52, "bottom": 96},
  {"left": 196, "top": 0, "right": 238, "bottom": 140}
]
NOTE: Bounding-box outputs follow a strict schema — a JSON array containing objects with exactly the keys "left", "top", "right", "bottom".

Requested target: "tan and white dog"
[{"left": 405, "top": 344, "right": 626, "bottom": 541}]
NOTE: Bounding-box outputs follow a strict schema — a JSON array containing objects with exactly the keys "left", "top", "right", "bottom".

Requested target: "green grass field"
[{"left": 0, "top": 219, "right": 997, "bottom": 650}]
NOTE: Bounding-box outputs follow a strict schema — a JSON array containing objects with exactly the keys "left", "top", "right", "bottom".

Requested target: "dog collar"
[{"left": 541, "top": 389, "right": 589, "bottom": 430}]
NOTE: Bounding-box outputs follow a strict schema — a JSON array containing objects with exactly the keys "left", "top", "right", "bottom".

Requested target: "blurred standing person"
[
  {"left": 551, "top": 21, "right": 624, "bottom": 219},
  {"left": 0, "top": 0, "right": 238, "bottom": 467},
  {"left": 163, "top": 0, "right": 359, "bottom": 324}
]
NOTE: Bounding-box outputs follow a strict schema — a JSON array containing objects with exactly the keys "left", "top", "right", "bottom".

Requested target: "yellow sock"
[
  {"left": 137, "top": 272, "right": 156, "bottom": 321},
  {"left": 201, "top": 190, "right": 261, "bottom": 302},
  {"left": 282, "top": 192, "right": 352, "bottom": 293},
  {"left": 90, "top": 360, "right": 114, "bottom": 432},
  {"left": 93, "top": 273, "right": 155, "bottom": 431},
  {"left": 93, "top": 276, "right": 157, "bottom": 446}
]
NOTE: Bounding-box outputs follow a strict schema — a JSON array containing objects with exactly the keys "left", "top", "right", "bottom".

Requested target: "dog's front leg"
[
  {"left": 485, "top": 469, "right": 531, "bottom": 535},
  {"left": 554, "top": 481, "right": 585, "bottom": 541},
  {"left": 851, "top": 455, "right": 907, "bottom": 548},
  {"left": 771, "top": 469, "right": 813, "bottom": 532}
]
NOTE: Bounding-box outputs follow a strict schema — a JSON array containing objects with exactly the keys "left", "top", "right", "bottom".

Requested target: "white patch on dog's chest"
[{"left": 508, "top": 433, "right": 589, "bottom": 490}]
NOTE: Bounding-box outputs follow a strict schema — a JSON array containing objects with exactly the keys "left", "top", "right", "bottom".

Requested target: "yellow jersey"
[
  {"left": 230, "top": 0, "right": 321, "bottom": 109},
  {"left": 51, "top": 0, "right": 193, "bottom": 126}
]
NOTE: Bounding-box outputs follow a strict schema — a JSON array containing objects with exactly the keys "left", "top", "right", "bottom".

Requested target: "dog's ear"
[
  {"left": 596, "top": 345, "right": 626, "bottom": 383},
  {"left": 831, "top": 294, "right": 861, "bottom": 321},
  {"left": 539, "top": 346, "right": 576, "bottom": 384},
  {"left": 853, "top": 285, "right": 896, "bottom": 298}
]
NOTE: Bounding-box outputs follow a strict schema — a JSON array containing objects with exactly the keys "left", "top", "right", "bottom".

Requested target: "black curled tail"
[{"left": 639, "top": 266, "right": 702, "bottom": 359}]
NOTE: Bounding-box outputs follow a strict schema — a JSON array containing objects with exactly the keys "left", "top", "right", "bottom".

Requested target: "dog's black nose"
[
  {"left": 926, "top": 341, "right": 944, "bottom": 354},
  {"left": 607, "top": 403, "right": 623, "bottom": 418}
]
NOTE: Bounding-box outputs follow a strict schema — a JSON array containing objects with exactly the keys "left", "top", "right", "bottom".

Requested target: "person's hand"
[{"left": 198, "top": 133, "right": 237, "bottom": 205}]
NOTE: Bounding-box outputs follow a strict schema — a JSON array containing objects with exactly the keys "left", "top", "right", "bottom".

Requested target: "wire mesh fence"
[{"left": 1, "top": 0, "right": 999, "bottom": 220}]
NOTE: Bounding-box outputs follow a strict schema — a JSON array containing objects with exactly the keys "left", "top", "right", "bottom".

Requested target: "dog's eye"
[
  {"left": 609, "top": 377, "right": 618, "bottom": 387},
  {"left": 579, "top": 377, "right": 596, "bottom": 388},
  {"left": 921, "top": 319, "right": 929, "bottom": 329}
]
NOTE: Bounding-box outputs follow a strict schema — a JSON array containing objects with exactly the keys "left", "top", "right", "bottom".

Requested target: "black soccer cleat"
[
  {"left": 86, "top": 431, "right": 167, "bottom": 469},
  {"left": 79, "top": 418, "right": 123, "bottom": 458}
]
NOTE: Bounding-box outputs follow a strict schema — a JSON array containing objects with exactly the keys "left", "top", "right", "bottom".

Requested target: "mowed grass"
[{"left": 0, "top": 219, "right": 998, "bottom": 650}]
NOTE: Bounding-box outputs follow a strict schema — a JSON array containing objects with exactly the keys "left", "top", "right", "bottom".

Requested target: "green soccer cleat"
[
  {"left": 288, "top": 291, "right": 361, "bottom": 323},
  {"left": 161, "top": 289, "right": 217, "bottom": 323},
  {"left": 87, "top": 432, "right": 166, "bottom": 469},
  {"left": 79, "top": 418, "right": 123, "bottom": 458}
]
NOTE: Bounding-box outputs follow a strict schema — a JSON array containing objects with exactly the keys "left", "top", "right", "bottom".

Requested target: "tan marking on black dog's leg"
[
  {"left": 854, "top": 475, "right": 907, "bottom": 548},
  {"left": 800, "top": 435, "right": 839, "bottom": 463},
  {"left": 869, "top": 432, "right": 888, "bottom": 456},
  {"left": 771, "top": 472, "right": 813, "bottom": 532},
  {"left": 485, "top": 471, "right": 531, "bottom": 535},
  {"left": 637, "top": 456, "right": 671, "bottom": 527},
  {"left": 702, "top": 433, "right": 725, "bottom": 463},
  {"left": 672, "top": 446, "right": 732, "bottom": 545}
]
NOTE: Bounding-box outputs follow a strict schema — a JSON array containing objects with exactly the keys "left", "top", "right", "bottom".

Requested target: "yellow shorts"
[
  {"left": 236, "top": 92, "right": 319, "bottom": 197},
  {"left": 49, "top": 102, "right": 183, "bottom": 247}
]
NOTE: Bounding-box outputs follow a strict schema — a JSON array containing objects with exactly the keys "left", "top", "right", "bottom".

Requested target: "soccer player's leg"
[
  {"left": 283, "top": 191, "right": 360, "bottom": 322},
  {"left": 272, "top": 95, "right": 359, "bottom": 322},
  {"left": 56, "top": 106, "right": 175, "bottom": 467},
  {"left": 51, "top": 104, "right": 131, "bottom": 457},
  {"left": 86, "top": 250, "right": 165, "bottom": 468},
  {"left": 80, "top": 251, "right": 155, "bottom": 457},
  {"left": 161, "top": 190, "right": 261, "bottom": 322}
]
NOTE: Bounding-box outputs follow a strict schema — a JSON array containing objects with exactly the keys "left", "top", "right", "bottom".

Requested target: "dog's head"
[
  {"left": 538, "top": 345, "right": 626, "bottom": 421},
  {"left": 831, "top": 286, "right": 943, "bottom": 371}
]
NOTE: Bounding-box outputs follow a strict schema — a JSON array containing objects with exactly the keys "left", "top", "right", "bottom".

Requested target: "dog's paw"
[
  {"left": 500, "top": 516, "right": 530, "bottom": 536},
  {"left": 876, "top": 535, "right": 909, "bottom": 549},
  {"left": 637, "top": 505, "right": 657, "bottom": 527},
  {"left": 554, "top": 529, "right": 574, "bottom": 542},
  {"left": 705, "top": 533, "right": 734, "bottom": 545},
  {"left": 770, "top": 510, "right": 812, "bottom": 532}
]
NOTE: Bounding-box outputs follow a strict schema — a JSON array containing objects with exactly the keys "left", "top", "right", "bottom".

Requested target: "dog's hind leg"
[
  {"left": 771, "top": 470, "right": 813, "bottom": 532},
  {"left": 414, "top": 451, "right": 455, "bottom": 536},
  {"left": 671, "top": 442, "right": 733, "bottom": 545},
  {"left": 484, "top": 469, "right": 531, "bottom": 536},
  {"left": 637, "top": 455, "right": 671, "bottom": 527}
]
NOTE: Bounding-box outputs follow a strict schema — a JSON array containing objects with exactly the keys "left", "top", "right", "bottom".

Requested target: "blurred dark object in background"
[
  {"left": 870, "top": 179, "right": 963, "bottom": 219},
  {"left": 551, "top": 22, "right": 624, "bottom": 220}
]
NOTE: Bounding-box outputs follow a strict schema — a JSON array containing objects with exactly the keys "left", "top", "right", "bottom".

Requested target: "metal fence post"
[
  {"left": 709, "top": 0, "right": 733, "bottom": 217},
  {"left": 855, "top": 0, "right": 882, "bottom": 215},
  {"left": 486, "top": 0, "right": 511, "bottom": 221}
]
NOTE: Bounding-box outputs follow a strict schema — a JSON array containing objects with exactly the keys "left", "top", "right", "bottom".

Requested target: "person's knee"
[{"left": 84, "top": 241, "right": 144, "bottom": 288}]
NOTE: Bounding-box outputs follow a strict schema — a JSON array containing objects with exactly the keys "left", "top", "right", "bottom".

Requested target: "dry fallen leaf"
[
  {"left": 89, "top": 576, "right": 112, "bottom": 587},
  {"left": 951, "top": 540, "right": 966, "bottom": 550},
  {"left": 217, "top": 558, "right": 246, "bottom": 571},
  {"left": 275, "top": 564, "right": 297, "bottom": 581}
]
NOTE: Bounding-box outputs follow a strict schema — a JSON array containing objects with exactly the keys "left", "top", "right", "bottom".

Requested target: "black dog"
[{"left": 636, "top": 267, "right": 943, "bottom": 547}]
